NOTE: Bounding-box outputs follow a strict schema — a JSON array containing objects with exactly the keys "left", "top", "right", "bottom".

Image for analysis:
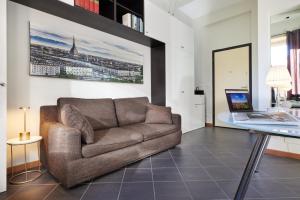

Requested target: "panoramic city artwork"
[{"left": 29, "top": 24, "right": 144, "bottom": 83}]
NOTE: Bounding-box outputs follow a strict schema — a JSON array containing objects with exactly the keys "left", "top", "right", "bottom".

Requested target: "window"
[{"left": 271, "top": 35, "right": 287, "bottom": 67}]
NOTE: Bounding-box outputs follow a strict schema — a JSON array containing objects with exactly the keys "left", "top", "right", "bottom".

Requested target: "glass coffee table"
[{"left": 219, "top": 112, "right": 300, "bottom": 200}]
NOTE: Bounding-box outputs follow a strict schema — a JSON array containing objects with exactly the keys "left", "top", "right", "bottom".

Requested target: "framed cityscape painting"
[{"left": 29, "top": 23, "right": 144, "bottom": 84}]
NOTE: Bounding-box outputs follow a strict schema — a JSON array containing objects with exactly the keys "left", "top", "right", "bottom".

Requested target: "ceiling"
[
  {"left": 271, "top": 6, "right": 300, "bottom": 24},
  {"left": 150, "top": 0, "right": 247, "bottom": 19}
]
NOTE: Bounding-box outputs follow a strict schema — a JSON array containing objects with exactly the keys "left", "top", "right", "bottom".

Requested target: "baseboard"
[
  {"left": 265, "top": 149, "right": 300, "bottom": 160},
  {"left": 205, "top": 123, "right": 213, "bottom": 127},
  {"left": 7, "top": 160, "right": 41, "bottom": 175}
]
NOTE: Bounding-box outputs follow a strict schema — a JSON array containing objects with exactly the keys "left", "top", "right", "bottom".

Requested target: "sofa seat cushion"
[
  {"left": 123, "top": 123, "right": 178, "bottom": 141},
  {"left": 82, "top": 128, "right": 143, "bottom": 158}
]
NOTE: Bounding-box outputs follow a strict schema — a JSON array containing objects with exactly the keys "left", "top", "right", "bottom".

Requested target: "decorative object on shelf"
[
  {"left": 19, "top": 106, "right": 30, "bottom": 141},
  {"left": 122, "top": 13, "right": 144, "bottom": 33},
  {"left": 29, "top": 23, "right": 144, "bottom": 84},
  {"left": 266, "top": 65, "right": 292, "bottom": 108}
]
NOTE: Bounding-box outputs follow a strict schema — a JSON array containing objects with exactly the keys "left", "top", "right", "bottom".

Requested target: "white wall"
[
  {"left": 0, "top": 0, "right": 7, "bottom": 193},
  {"left": 193, "top": 0, "right": 257, "bottom": 123},
  {"left": 7, "top": 2, "right": 151, "bottom": 167}
]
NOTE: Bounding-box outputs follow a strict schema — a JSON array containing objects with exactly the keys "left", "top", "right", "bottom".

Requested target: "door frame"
[
  {"left": 0, "top": 0, "right": 7, "bottom": 193},
  {"left": 212, "top": 43, "right": 252, "bottom": 127}
]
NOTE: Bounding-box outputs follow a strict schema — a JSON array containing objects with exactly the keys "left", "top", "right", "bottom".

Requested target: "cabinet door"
[
  {"left": 144, "top": 0, "right": 170, "bottom": 43},
  {"left": 173, "top": 48, "right": 194, "bottom": 133},
  {"left": 170, "top": 17, "right": 194, "bottom": 53}
]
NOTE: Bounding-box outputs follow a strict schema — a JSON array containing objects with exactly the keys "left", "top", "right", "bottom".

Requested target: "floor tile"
[
  {"left": 119, "top": 182, "right": 154, "bottom": 200},
  {"left": 93, "top": 169, "right": 124, "bottom": 183},
  {"left": 8, "top": 184, "right": 57, "bottom": 200},
  {"left": 217, "top": 180, "right": 262, "bottom": 199},
  {"left": 123, "top": 168, "right": 152, "bottom": 182},
  {"left": 151, "top": 158, "right": 176, "bottom": 168},
  {"left": 185, "top": 181, "right": 228, "bottom": 200},
  {"left": 127, "top": 158, "right": 151, "bottom": 169},
  {"left": 280, "top": 178, "right": 300, "bottom": 195},
  {"left": 151, "top": 151, "right": 171, "bottom": 159},
  {"left": 152, "top": 168, "right": 182, "bottom": 182},
  {"left": 178, "top": 168, "right": 211, "bottom": 181},
  {"left": 205, "top": 166, "right": 239, "bottom": 180},
  {"left": 261, "top": 164, "right": 300, "bottom": 178},
  {"left": 45, "top": 184, "right": 88, "bottom": 200},
  {"left": 196, "top": 157, "right": 226, "bottom": 167},
  {"left": 0, "top": 185, "right": 24, "bottom": 200},
  {"left": 154, "top": 181, "right": 192, "bottom": 200},
  {"left": 250, "top": 179, "right": 297, "bottom": 198},
  {"left": 82, "top": 183, "right": 120, "bottom": 200},
  {"left": 173, "top": 157, "right": 202, "bottom": 168}
]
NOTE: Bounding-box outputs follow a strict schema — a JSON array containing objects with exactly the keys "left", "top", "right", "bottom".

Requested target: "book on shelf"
[
  {"left": 122, "top": 13, "right": 132, "bottom": 27},
  {"left": 84, "top": 0, "right": 90, "bottom": 10},
  {"left": 95, "top": 0, "right": 99, "bottom": 14},
  {"left": 139, "top": 18, "right": 144, "bottom": 33},
  {"left": 131, "top": 15, "right": 138, "bottom": 31},
  {"left": 89, "top": 0, "right": 94, "bottom": 12},
  {"left": 122, "top": 13, "right": 144, "bottom": 33}
]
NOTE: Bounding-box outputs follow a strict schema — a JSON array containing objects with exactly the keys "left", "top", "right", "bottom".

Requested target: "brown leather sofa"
[{"left": 40, "top": 97, "right": 182, "bottom": 188}]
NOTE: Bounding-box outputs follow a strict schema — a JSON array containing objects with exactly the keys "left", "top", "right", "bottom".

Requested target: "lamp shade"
[{"left": 266, "top": 65, "right": 292, "bottom": 88}]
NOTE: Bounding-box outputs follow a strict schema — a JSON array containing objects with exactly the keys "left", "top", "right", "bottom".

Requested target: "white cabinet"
[
  {"left": 169, "top": 17, "right": 194, "bottom": 53},
  {"left": 144, "top": 3, "right": 204, "bottom": 133},
  {"left": 166, "top": 17, "right": 204, "bottom": 133},
  {"left": 144, "top": 0, "right": 170, "bottom": 43},
  {"left": 190, "top": 95, "right": 205, "bottom": 130}
]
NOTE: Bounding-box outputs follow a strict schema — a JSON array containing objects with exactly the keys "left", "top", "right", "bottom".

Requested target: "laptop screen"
[{"left": 225, "top": 90, "right": 253, "bottom": 112}]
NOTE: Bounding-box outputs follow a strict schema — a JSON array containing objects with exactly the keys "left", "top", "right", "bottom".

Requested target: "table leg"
[
  {"left": 24, "top": 144, "right": 27, "bottom": 181},
  {"left": 37, "top": 141, "right": 41, "bottom": 171},
  {"left": 234, "top": 133, "right": 270, "bottom": 200},
  {"left": 255, "top": 136, "right": 270, "bottom": 173},
  {"left": 10, "top": 145, "right": 13, "bottom": 177}
]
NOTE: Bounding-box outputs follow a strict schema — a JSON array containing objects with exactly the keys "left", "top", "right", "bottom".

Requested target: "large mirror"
[{"left": 270, "top": 6, "right": 300, "bottom": 108}]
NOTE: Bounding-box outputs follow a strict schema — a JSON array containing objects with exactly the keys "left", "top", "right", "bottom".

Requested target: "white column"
[{"left": 0, "top": 0, "right": 7, "bottom": 193}]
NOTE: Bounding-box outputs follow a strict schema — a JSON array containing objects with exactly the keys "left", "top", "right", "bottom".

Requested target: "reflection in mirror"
[{"left": 270, "top": 6, "right": 300, "bottom": 107}]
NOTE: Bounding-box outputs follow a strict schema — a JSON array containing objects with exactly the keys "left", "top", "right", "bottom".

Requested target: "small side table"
[{"left": 7, "top": 136, "right": 43, "bottom": 184}]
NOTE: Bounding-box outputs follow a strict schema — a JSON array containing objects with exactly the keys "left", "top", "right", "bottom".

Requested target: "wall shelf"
[
  {"left": 10, "top": 0, "right": 162, "bottom": 47},
  {"left": 9, "top": 0, "right": 166, "bottom": 106}
]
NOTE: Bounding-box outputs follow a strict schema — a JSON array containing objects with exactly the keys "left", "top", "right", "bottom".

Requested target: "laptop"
[{"left": 225, "top": 89, "right": 300, "bottom": 125}]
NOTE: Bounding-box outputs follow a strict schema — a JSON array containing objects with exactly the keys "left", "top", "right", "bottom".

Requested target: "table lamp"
[
  {"left": 266, "top": 65, "right": 292, "bottom": 108},
  {"left": 19, "top": 106, "right": 30, "bottom": 140}
]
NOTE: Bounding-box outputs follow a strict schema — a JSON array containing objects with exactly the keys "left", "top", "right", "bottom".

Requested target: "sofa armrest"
[
  {"left": 48, "top": 123, "right": 82, "bottom": 161},
  {"left": 172, "top": 114, "right": 181, "bottom": 130}
]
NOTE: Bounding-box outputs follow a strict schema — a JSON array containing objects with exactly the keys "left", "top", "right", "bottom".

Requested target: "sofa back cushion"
[
  {"left": 114, "top": 97, "right": 149, "bottom": 126},
  {"left": 145, "top": 104, "right": 172, "bottom": 124},
  {"left": 60, "top": 104, "right": 94, "bottom": 144},
  {"left": 58, "top": 98, "right": 118, "bottom": 130}
]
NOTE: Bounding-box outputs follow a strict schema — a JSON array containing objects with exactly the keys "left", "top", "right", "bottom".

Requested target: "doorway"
[{"left": 213, "top": 43, "right": 252, "bottom": 127}]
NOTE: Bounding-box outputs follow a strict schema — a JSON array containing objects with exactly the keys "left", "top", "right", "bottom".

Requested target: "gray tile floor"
[{"left": 2, "top": 127, "right": 300, "bottom": 200}]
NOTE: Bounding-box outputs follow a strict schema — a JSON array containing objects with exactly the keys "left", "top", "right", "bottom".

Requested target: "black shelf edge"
[{"left": 10, "top": 0, "right": 163, "bottom": 48}]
